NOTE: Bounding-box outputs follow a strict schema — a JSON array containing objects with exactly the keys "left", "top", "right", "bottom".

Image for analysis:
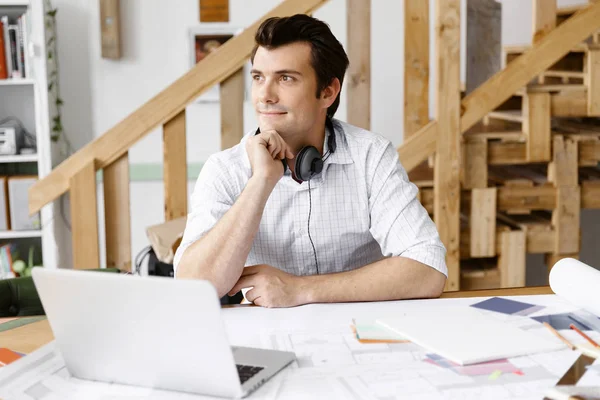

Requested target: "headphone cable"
[{"left": 307, "top": 179, "right": 320, "bottom": 275}]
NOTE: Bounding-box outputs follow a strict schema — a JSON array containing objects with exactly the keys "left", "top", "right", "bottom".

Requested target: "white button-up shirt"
[{"left": 173, "top": 119, "right": 447, "bottom": 277}]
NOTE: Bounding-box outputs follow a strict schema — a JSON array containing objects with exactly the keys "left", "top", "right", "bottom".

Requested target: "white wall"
[{"left": 51, "top": 0, "right": 599, "bottom": 275}]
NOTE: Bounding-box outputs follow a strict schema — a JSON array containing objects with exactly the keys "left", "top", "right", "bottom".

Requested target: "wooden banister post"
[
  {"left": 533, "top": 0, "right": 557, "bottom": 84},
  {"left": 548, "top": 136, "right": 580, "bottom": 273},
  {"left": 104, "top": 153, "right": 132, "bottom": 271},
  {"left": 70, "top": 160, "right": 100, "bottom": 270},
  {"left": 585, "top": 49, "right": 600, "bottom": 116},
  {"left": 499, "top": 230, "right": 526, "bottom": 288},
  {"left": 404, "top": 0, "right": 429, "bottom": 138},
  {"left": 347, "top": 0, "right": 371, "bottom": 130},
  {"left": 220, "top": 67, "right": 245, "bottom": 150},
  {"left": 532, "top": 0, "right": 557, "bottom": 44},
  {"left": 164, "top": 110, "right": 188, "bottom": 221},
  {"left": 434, "top": 0, "right": 461, "bottom": 291}
]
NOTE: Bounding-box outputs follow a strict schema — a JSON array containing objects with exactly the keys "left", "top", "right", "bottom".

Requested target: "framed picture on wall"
[{"left": 189, "top": 25, "right": 244, "bottom": 102}]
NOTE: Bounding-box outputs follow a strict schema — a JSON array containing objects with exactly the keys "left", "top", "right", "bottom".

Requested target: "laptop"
[{"left": 31, "top": 268, "right": 296, "bottom": 398}]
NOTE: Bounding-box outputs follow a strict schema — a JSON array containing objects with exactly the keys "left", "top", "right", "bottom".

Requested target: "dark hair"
[{"left": 251, "top": 14, "right": 349, "bottom": 117}]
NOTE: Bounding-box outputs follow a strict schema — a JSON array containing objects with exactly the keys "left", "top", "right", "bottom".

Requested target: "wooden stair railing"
[
  {"left": 30, "top": 0, "right": 330, "bottom": 271},
  {"left": 398, "top": 0, "right": 600, "bottom": 173}
]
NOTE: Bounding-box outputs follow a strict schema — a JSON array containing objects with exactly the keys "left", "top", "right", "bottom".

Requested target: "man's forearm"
[
  {"left": 176, "top": 177, "right": 275, "bottom": 296},
  {"left": 301, "top": 256, "right": 447, "bottom": 304}
]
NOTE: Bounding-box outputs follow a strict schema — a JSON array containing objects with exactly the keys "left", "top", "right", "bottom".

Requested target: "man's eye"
[
  {"left": 252, "top": 75, "right": 262, "bottom": 81},
  {"left": 281, "top": 75, "right": 293, "bottom": 82}
]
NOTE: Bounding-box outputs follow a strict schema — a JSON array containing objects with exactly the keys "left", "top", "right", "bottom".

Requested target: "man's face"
[{"left": 251, "top": 42, "right": 327, "bottom": 138}]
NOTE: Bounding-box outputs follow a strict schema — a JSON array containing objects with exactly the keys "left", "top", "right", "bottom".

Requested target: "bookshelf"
[
  {"left": 0, "top": 78, "right": 33, "bottom": 85},
  {"left": 0, "top": 154, "right": 36, "bottom": 163},
  {"left": 0, "top": 0, "right": 57, "bottom": 278}
]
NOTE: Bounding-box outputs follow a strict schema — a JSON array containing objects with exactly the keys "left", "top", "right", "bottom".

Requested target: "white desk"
[{"left": 1, "top": 293, "right": 598, "bottom": 399}]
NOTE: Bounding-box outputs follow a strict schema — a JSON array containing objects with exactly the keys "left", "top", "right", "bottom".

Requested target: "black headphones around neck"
[{"left": 254, "top": 117, "right": 336, "bottom": 182}]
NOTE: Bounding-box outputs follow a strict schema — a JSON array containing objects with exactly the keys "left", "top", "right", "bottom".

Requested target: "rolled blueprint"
[{"left": 549, "top": 258, "right": 600, "bottom": 317}]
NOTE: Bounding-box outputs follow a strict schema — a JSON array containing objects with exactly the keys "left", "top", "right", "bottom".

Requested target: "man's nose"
[{"left": 258, "top": 79, "right": 278, "bottom": 104}]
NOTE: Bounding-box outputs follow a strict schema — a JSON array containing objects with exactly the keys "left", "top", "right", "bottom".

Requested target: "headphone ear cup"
[{"left": 295, "top": 146, "right": 321, "bottom": 181}]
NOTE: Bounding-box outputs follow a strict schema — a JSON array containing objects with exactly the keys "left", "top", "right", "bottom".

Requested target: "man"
[{"left": 174, "top": 14, "right": 447, "bottom": 308}]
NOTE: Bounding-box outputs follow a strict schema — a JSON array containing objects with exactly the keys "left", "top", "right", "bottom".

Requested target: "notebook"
[{"left": 376, "top": 304, "right": 565, "bottom": 365}]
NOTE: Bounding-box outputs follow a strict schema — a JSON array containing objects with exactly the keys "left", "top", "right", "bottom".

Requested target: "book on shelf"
[{"left": 0, "top": 12, "right": 28, "bottom": 81}]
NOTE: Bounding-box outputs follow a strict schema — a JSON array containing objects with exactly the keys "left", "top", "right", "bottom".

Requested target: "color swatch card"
[
  {"left": 470, "top": 297, "right": 544, "bottom": 316},
  {"left": 351, "top": 319, "right": 409, "bottom": 343}
]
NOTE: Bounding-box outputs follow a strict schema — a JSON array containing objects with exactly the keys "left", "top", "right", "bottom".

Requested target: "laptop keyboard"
[{"left": 236, "top": 364, "right": 264, "bottom": 384}]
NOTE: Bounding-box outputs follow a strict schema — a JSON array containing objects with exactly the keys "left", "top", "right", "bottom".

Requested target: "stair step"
[
  {"left": 504, "top": 43, "right": 589, "bottom": 55},
  {"left": 464, "top": 130, "right": 525, "bottom": 142},
  {"left": 541, "top": 70, "right": 585, "bottom": 80},
  {"left": 487, "top": 110, "right": 523, "bottom": 123},
  {"left": 527, "top": 83, "right": 586, "bottom": 93},
  {"left": 515, "top": 83, "right": 586, "bottom": 96}
]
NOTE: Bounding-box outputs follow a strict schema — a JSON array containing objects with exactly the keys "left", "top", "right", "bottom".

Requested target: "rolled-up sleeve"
[
  {"left": 368, "top": 142, "right": 447, "bottom": 276},
  {"left": 173, "top": 156, "right": 235, "bottom": 274}
]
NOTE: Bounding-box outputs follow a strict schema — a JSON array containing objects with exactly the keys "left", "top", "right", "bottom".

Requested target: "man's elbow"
[
  {"left": 423, "top": 270, "right": 446, "bottom": 298},
  {"left": 176, "top": 256, "right": 232, "bottom": 297}
]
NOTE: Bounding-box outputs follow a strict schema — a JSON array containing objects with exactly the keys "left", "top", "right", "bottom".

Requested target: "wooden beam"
[
  {"left": 163, "top": 110, "right": 187, "bottom": 221},
  {"left": 347, "top": 0, "right": 371, "bottom": 130},
  {"left": 404, "top": 0, "right": 429, "bottom": 137},
  {"left": 523, "top": 92, "right": 551, "bottom": 161},
  {"left": 434, "top": 0, "right": 461, "bottom": 292},
  {"left": 503, "top": 180, "right": 534, "bottom": 215},
  {"left": 586, "top": 49, "right": 600, "bottom": 115},
  {"left": 397, "top": 120, "right": 438, "bottom": 172},
  {"left": 488, "top": 142, "right": 527, "bottom": 165},
  {"left": 499, "top": 230, "right": 526, "bottom": 288},
  {"left": 532, "top": 0, "right": 557, "bottom": 44},
  {"left": 533, "top": 0, "right": 556, "bottom": 84},
  {"left": 460, "top": 2, "right": 600, "bottom": 133},
  {"left": 462, "top": 138, "right": 487, "bottom": 189},
  {"left": 551, "top": 90, "right": 588, "bottom": 117},
  {"left": 103, "top": 153, "right": 131, "bottom": 271},
  {"left": 497, "top": 184, "right": 556, "bottom": 211},
  {"left": 527, "top": 228, "right": 555, "bottom": 253},
  {"left": 29, "top": 0, "right": 331, "bottom": 215},
  {"left": 554, "top": 186, "right": 581, "bottom": 254},
  {"left": 579, "top": 140, "right": 600, "bottom": 166},
  {"left": 549, "top": 135, "right": 580, "bottom": 257},
  {"left": 582, "top": 181, "right": 600, "bottom": 208},
  {"left": 220, "top": 67, "right": 245, "bottom": 150},
  {"left": 549, "top": 136, "right": 578, "bottom": 187},
  {"left": 470, "top": 188, "right": 497, "bottom": 257},
  {"left": 70, "top": 161, "right": 100, "bottom": 270},
  {"left": 488, "top": 140, "right": 600, "bottom": 166}
]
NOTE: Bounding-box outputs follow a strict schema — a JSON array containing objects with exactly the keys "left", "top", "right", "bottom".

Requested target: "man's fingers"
[
  {"left": 278, "top": 148, "right": 286, "bottom": 160},
  {"left": 241, "top": 266, "right": 261, "bottom": 276},
  {"left": 271, "top": 144, "right": 282, "bottom": 158},
  {"left": 246, "top": 288, "right": 260, "bottom": 304},
  {"left": 252, "top": 296, "right": 264, "bottom": 307}
]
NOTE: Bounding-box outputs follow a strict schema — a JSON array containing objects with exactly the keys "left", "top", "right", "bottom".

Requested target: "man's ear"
[{"left": 321, "top": 78, "right": 341, "bottom": 109}]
